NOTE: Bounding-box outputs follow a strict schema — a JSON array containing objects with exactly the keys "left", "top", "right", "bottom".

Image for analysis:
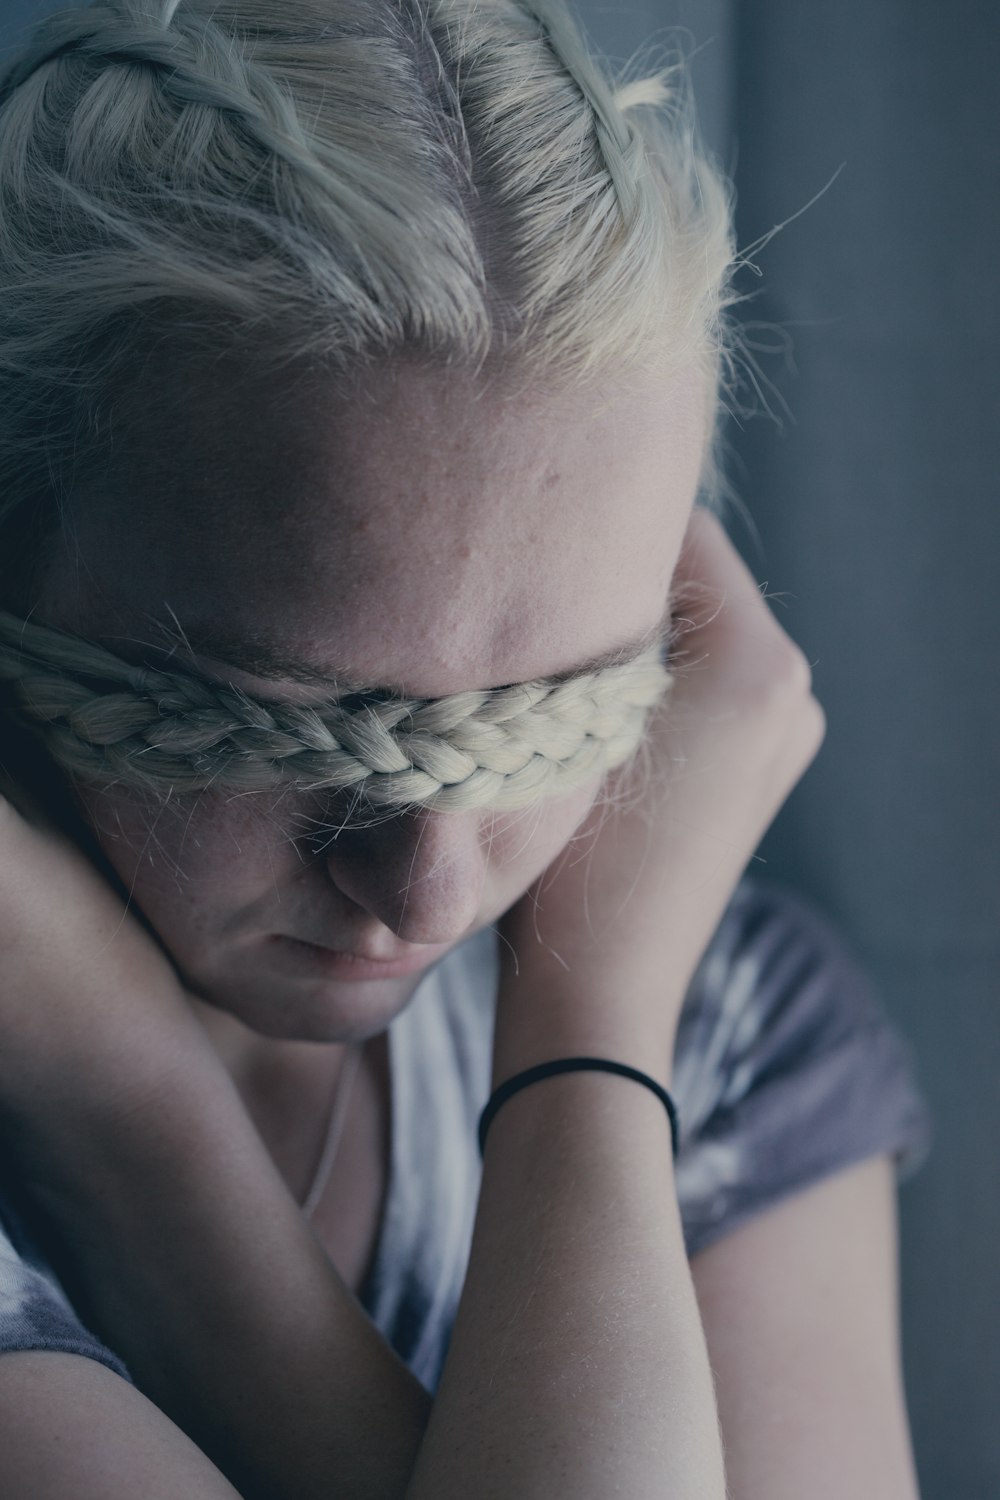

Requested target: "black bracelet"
[{"left": 478, "top": 1057, "right": 680, "bottom": 1160}]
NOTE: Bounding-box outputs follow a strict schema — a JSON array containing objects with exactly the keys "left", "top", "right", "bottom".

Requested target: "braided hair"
[{"left": 0, "top": 608, "right": 672, "bottom": 812}]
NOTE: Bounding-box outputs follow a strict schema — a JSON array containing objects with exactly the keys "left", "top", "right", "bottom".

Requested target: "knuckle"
[
  {"left": 748, "top": 647, "right": 825, "bottom": 759},
  {"left": 743, "top": 639, "right": 813, "bottom": 713},
  {"left": 774, "top": 640, "right": 814, "bottom": 697},
  {"left": 803, "top": 692, "right": 827, "bottom": 748}
]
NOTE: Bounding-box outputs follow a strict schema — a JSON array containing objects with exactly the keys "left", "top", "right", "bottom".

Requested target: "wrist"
[
  {"left": 491, "top": 980, "right": 678, "bottom": 1095},
  {"left": 480, "top": 1056, "right": 681, "bottom": 1164}
]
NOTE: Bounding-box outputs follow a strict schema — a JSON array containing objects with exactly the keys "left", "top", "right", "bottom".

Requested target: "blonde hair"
[
  {"left": 0, "top": 0, "right": 734, "bottom": 804},
  {"left": 0, "top": 0, "right": 739, "bottom": 800}
]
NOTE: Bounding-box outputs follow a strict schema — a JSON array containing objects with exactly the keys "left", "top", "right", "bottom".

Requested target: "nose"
[{"left": 320, "top": 805, "right": 488, "bottom": 945}]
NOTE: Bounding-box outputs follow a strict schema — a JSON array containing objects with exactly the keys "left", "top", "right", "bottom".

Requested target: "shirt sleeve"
[
  {"left": 0, "top": 1181, "right": 132, "bottom": 1382},
  {"left": 671, "top": 876, "right": 935, "bottom": 1260}
]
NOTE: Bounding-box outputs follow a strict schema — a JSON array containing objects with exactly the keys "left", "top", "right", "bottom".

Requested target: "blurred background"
[{"left": 2, "top": 2, "right": 998, "bottom": 1494}]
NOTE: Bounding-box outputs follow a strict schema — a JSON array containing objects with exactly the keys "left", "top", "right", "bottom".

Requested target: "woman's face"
[{"left": 35, "top": 354, "right": 708, "bottom": 1042}]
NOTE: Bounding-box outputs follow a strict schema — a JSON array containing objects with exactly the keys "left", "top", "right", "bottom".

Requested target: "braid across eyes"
[{"left": 0, "top": 610, "right": 673, "bottom": 813}]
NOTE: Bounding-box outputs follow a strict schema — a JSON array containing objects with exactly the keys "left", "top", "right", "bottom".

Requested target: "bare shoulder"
[{"left": 0, "top": 1351, "right": 243, "bottom": 1499}]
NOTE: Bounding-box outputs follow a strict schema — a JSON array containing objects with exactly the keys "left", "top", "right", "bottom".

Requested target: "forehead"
[{"left": 43, "top": 354, "right": 708, "bottom": 697}]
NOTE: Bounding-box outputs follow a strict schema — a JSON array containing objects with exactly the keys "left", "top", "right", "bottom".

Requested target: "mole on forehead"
[{"left": 138, "top": 619, "right": 673, "bottom": 694}]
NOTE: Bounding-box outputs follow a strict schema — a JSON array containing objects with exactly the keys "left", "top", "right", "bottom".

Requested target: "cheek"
[
  {"left": 480, "top": 779, "right": 603, "bottom": 898},
  {"left": 73, "top": 783, "right": 304, "bottom": 907}
]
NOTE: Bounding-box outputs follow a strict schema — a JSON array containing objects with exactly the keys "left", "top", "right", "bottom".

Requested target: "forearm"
[
  {"left": 403, "top": 1013, "right": 728, "bottom": 1500},
  {"left": 8, "top": 1041, "right": 431, "bottom": 1500}
]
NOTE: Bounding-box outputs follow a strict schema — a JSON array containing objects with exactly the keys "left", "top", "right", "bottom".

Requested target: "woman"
[{"left": 0, "top": 1, "right": 932, "bottom": 1495}]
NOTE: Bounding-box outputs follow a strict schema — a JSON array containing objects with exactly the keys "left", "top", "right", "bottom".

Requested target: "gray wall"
[
  {"left": 724, "top": 8, "right": 1000, "bottom": 1495},
  {"left": 3, "top": 2, "right": 998, "bottom": 1495}
]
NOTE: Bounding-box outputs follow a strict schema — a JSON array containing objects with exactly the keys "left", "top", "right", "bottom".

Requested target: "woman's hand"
[{"left": 494, "top": 506, "right": 826, "bottom": 1077}]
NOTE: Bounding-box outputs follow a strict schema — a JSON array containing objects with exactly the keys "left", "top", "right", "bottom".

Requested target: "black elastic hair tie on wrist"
[{"left": 478, "top": 1057, "right": 680, "bottom": 1159}]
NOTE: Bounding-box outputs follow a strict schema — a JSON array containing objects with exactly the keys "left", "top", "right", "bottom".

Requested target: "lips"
[
  {"left": 298, "top": 940, "right": 409, "bottom": 963},
  {"left": 266, "top": 933, "right": 453, "bottom": 980}
]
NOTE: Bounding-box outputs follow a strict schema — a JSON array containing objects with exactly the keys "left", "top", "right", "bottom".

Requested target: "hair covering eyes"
[{"left": 0, "top": 610, "right": 672, "bottom": 812}]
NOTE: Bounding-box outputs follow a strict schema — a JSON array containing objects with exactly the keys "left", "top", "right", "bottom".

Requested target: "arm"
[
  {"left": 690, "top": 1154, "right": 922, "bottom": 1499},
  {"left": 405, "top": 1024, "right": 727, "bottom": 1500},
  {"left": 403, "top": 508, "right": 827, "bottom": 1499},
  {"left": 0, "top": 787, "right": 431, "bottom": 1500},
  {"left": 0, "top": 1353, "right": 244, "bottom": 1500},
  {"left": 12, "top": 1038, "right": 432, "bottom": 1500}
]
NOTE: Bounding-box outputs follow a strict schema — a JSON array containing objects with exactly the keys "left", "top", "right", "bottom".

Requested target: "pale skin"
[{"left": 0, "top": 350, "right": 920, "bottom": 1498}]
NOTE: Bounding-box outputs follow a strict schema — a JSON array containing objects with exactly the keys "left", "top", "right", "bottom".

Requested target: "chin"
[{"left": 189, "top": 966, "right": 432, "bottom": 1044}]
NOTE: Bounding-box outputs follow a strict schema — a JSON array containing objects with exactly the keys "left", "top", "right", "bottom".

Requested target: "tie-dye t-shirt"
[{"left": 0, "top": 874, "right": 934, "bottom": 1396}]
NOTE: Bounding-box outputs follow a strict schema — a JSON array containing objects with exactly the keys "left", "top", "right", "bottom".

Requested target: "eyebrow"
[{"left": 129, "top": 616, "right": 674, "bottom": 696}]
